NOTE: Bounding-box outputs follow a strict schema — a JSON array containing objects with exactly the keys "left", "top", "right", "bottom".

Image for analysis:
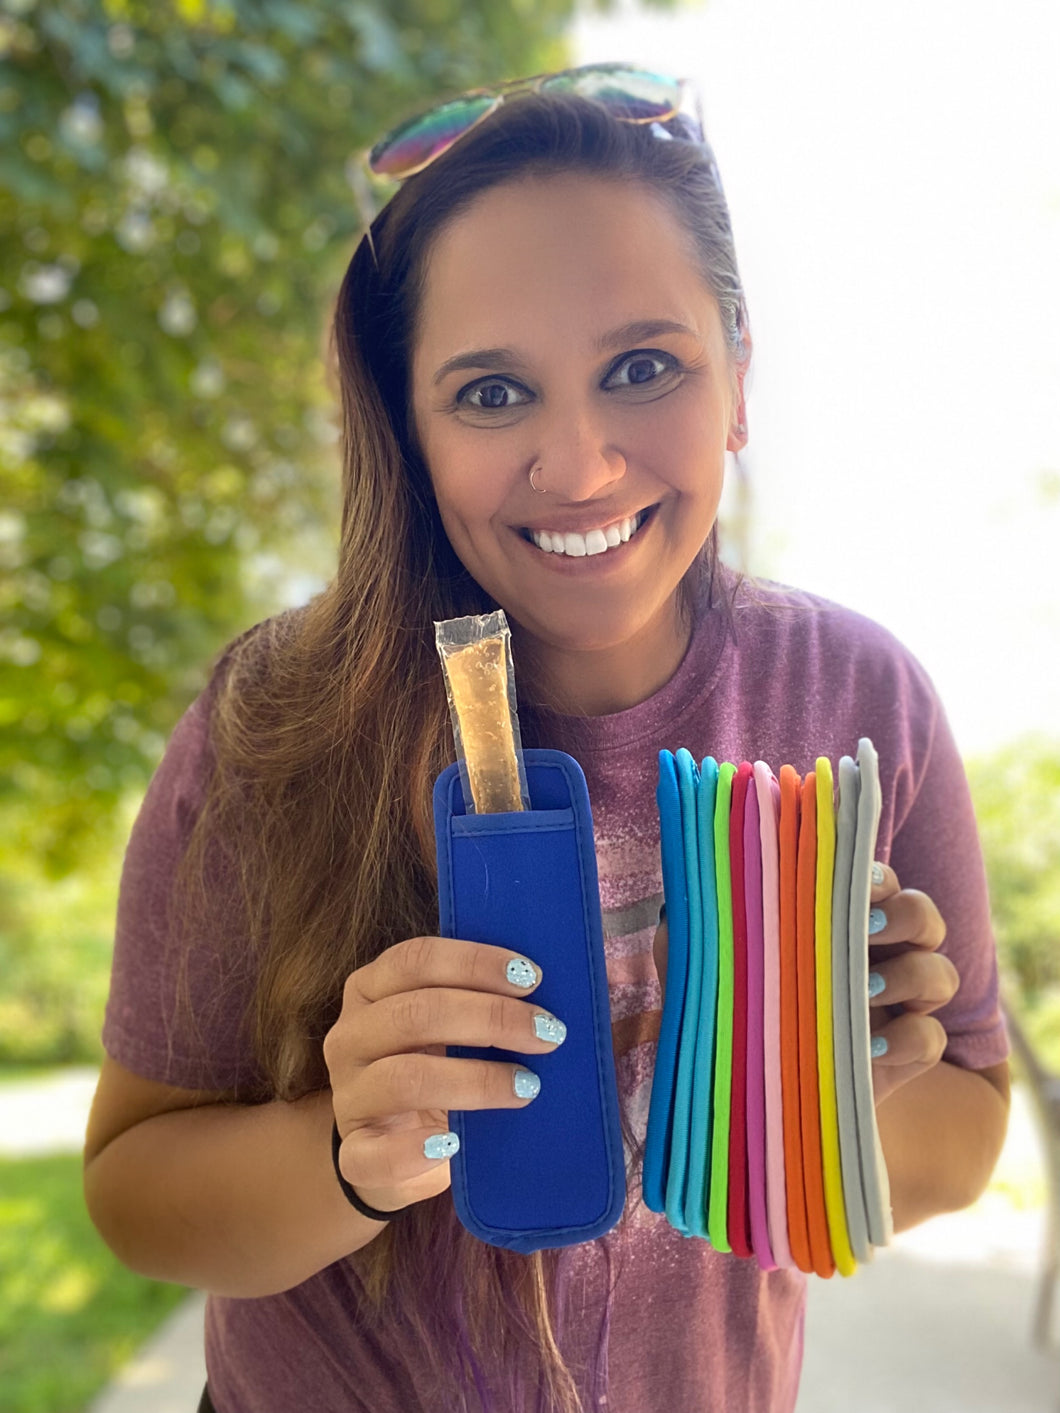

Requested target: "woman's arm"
[
  {"left": 83, "top": 1058, "right": 390, "bottom": 1299},
  {"left": 875, "top": 1057, "right": 1010, "bottom": 1231},
  {"left": 86, "top": 934, "right": 566, "bottom": 1298},
  {"left": 864, "top": 863, "right": 1010, "bottom": 1229}
]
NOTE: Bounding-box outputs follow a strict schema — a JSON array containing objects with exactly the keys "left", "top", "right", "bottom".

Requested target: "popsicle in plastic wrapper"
[{"left": 434, "top": 610, "right": 531, "bottom": 815}]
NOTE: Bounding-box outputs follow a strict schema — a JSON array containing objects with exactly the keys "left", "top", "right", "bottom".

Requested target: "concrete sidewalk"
[
  {"left": 87, "top": 1293, "right": 207, "bottom": 1413},
  {"left": 0, "top": 1065, "right": 100, "bottom": 1157},
  {"left": 798, "top": 1229, "right": 1058, "bottom": 1412},
  {"left": 794, "top": 1091, "right": 1059, "bottom": 1411}
]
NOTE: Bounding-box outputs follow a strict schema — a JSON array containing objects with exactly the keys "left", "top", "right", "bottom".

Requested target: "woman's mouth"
[{"left": 518, "top": 506, "right": 655, "bottom": 558}]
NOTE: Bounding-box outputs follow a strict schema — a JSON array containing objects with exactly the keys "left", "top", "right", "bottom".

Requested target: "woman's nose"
[{"left": 532, "top": 412, "right": 625, "bottom": 502}]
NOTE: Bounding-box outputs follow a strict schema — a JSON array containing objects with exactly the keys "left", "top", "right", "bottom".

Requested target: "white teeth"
[{"left": 528, "top": 510, "right": 647, "bottom": 556}]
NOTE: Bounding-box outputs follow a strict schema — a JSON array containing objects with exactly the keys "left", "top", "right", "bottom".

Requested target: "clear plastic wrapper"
[{"left": 434, "top": 610, "right": 531, "bottom": 814}]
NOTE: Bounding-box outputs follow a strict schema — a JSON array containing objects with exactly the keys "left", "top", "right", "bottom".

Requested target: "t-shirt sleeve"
[
  {"left": 102, "top": 672, "right": 266, "bottom": 1096},
  {"left": 879, "top": 652, "right": 1009, "bottom": 1073}
]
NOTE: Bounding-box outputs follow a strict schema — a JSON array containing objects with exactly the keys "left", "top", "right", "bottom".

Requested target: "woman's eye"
[
  {"left": 605, "top": 351, "right": 679, "bottom": 390},
  {"left": 458, "top": 379, "right": 529, "bottom": 411}
]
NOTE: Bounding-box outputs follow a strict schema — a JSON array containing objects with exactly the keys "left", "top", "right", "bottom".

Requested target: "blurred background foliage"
[
  {"left": 0, "top": 0, "right": 679, "bottom": 1067},
  {"left": 968, "top": 740, "right": 1060, "bottom": 1067}
]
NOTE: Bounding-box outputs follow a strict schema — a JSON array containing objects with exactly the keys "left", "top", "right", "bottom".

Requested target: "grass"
[{"left": 0, "top": 1152, "right": 189, "bottom": 1413}]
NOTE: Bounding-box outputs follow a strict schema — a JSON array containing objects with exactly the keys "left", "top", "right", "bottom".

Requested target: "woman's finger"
[
  {"left": 338, "top": 1051, "right": 545, "bottom": 1128},
  {"left": 331, "top": 986, "right": 568, "bottom": 1069},
  {"left": 345, "top": 935, "right": 544, "bottom": 1012},
  {"left": 869, "top": 861, "right": 901, "bottom": 903},
  {"left": 870, "top": 1010, "right": 948, "bottom": 1105},
  {"left": 867, "top": 950, "right": 959, "bottom": 1015},
  {"left": 337, "top": 1118, "right": 459, "bottom": 1191},
  {"left": 334, "top": 1117, "right": 460, "bottom": 1213},
  {"left": 867, "top": 887, "right": 947, "bottom": 952}
]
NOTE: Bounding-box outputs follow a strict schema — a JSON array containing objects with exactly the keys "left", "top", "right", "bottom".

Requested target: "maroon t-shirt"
[{"left": 103, "top": 568, "right": 1008, "bottom": 1413}]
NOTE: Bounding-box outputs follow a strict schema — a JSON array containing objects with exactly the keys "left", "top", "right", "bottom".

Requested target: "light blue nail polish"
[
  {"left": 868, "top": 907, "right": 887, "bottom": 935},
  {"left": 533, "top": 1013, "right": 567, "bottom": 1045},
  {"left": 871, "top": 862, "right": 885, "bottom": 887},
  {"left": 513, "top": 1068, "right": 541, "bottom": 1099},
  {"left": 507, "top": 957, "right": 539, "bottom": 989},
  {"left": 424, "top": 1132, "right": 460, "bottom": 1160},
  {"left": 871, "top": 1035, "right": 889, "bottom": 1059},
  {"left": 868, "top": 971, "right": 886, "bottom": 999}
]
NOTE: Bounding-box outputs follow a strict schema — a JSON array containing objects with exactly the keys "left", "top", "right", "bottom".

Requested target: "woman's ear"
[
  {"left": 726, "top": 399, "right": 748, "bottom": 453},
  {"left": 726, "top": 324, "right": 752, "bottom": 453}
]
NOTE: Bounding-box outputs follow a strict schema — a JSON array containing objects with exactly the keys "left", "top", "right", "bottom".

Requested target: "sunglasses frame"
[{"left": 365, "top": 62, "right": 700, "bottom": 183}]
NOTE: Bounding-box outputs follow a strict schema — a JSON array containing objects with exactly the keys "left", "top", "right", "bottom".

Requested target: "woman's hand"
[
  {"left": 323, "top": 936, "right": 567, "bottom": 1214},
  {"left": 866, "top": 863, "right": 957, "bottom": 1106}
]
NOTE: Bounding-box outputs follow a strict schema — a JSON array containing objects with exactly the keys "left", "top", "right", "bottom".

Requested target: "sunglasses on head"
[{"left": 366, "top": 62, "right": 702, "bottom": 181}]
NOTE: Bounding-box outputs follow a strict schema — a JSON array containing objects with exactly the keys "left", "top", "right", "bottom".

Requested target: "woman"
[{"left": 84, "top": 67, "right": 1010, "bottom": 1412}]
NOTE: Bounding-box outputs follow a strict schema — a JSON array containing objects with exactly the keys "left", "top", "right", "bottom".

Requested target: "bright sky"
[{"left": 574, "top": 0, "right": 1060, "bottom": 755}]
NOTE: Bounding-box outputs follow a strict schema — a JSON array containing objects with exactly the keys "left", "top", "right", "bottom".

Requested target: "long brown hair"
[{"left": 182, "top": 89, "right": 749, "bottom": 1412}]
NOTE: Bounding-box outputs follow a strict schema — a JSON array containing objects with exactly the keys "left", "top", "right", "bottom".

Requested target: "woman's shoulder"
[
  {"left": 727, "top": 566, "right": 892, "bottom": 631},
  {"left": 206, "top": 604, "right": 310, "bottom": 692},
  {"left": 724, "top": 568, "right": 929, "bottom": 670},
  {"left": 184, "top": 604, "right": 311, "bottom": 719},
  {"left": 150, "top": 605, "right": 311, "bottom": 793},
  {"left": 713, "top": 565, "right": 943, "bottom": 742}
]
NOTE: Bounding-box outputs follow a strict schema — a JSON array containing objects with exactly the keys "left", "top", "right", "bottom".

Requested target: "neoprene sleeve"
[
  {"left": 434, "top": 750, "right": 626, "bottom": 1252},
  {"left": 815, "top": 759, "right": 856, "bottom": 1276},
  {"left": 727, "top": 762, "right": 753, "bottom": 1259},
  {"left": 708, "top": 762, "right": 737, "bottom": 1252}
]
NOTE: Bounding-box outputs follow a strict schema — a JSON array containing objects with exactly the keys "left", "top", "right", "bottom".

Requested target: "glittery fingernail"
[
  {"left": 871, "top": 1036, "right": 889, "bottom": 1059},
  {"left": 871, "top": 862, "right": 885, "bottom": 887},
  {"left": 513, "top": 1068, "right": 541, "bottom": 1100},
  {"left": 424, "top": 1132, "right": 460, "bottom": 1160},
  {"left": 507, "top": 957, "right": 539, "bottom": 989},
  {"left": 868, "top": 972, "right": 887, "bottom": 999},
  {"left": 533, "top": 1013, "right": 567, "bottom": 1045},
  {"left": 868, "top": 908, "right": 887, "bottom": 935}
]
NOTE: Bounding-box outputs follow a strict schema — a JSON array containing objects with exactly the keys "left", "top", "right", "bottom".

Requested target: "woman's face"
[{"left": 410, "top": 172, "right": 748, "bottom": 709}]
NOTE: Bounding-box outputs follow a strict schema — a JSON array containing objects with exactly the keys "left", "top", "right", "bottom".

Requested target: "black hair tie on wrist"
[{"left": 331, "top": 1120, "right": 410, "bottom": 1221}]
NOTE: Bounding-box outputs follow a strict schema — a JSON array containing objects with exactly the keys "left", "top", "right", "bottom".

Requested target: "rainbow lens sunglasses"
[{"left": 367, "top": 62, "right": 699, "bottom": 181}]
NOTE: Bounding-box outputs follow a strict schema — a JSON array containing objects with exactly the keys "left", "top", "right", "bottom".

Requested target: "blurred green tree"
[
  {"left": 0, "top": 0, "right": 671, "bottom": 881},
  {"left": 968, "top": 736, "right": 1060, "bottom": 1067}
]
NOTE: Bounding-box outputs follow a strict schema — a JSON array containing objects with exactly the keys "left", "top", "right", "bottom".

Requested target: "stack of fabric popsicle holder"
[{"left": 644, "top": 737, "right": 893, "bottom": 1277}]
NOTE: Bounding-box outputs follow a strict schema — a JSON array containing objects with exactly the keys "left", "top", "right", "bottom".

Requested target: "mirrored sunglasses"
[{"left": 367, "top": 62, "right": 696, "bottom": 181}]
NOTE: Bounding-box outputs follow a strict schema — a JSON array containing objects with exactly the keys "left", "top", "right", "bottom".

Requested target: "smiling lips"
[{"left": 521, "top": 508, "right": 651, "bottom": 557}]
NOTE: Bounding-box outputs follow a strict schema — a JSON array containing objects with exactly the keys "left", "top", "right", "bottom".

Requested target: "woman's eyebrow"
[
  {"left": 432, "top": 347, "right": 527, "bottom": 386},
  {"left": 431, "top": 319, "right": 699, "bottom": 386},
  {"left": 593, "top": 318, "right": 699, "bottom": 351}
]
